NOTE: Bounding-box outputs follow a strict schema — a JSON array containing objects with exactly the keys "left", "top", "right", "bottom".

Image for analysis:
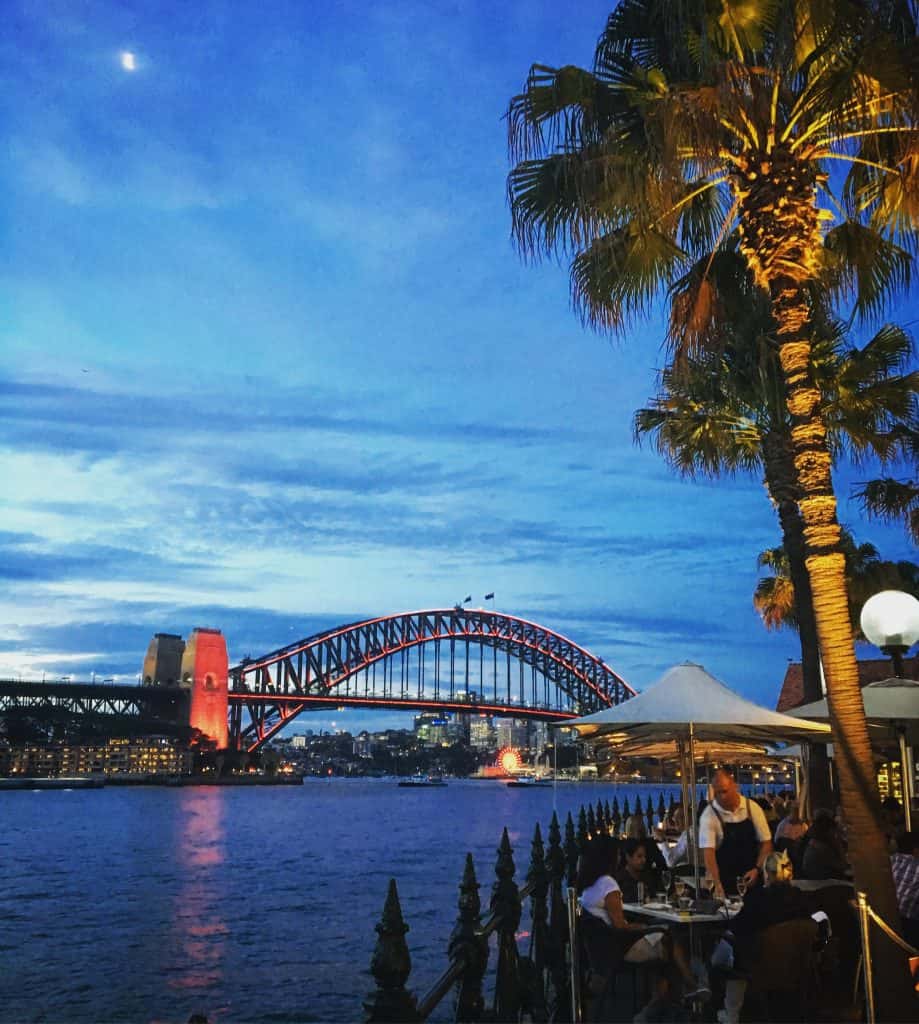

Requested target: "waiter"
[{"left": 699, "top": 768, "right": 773, "bottom": 897}]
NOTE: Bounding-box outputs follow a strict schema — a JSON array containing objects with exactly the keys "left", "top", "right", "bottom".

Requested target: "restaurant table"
[
  {"left": 624, "top": 900, "right": 739, "bottom": 966},
  {"left": 623, "top": 901, "right": 740, "bottom": 926}
]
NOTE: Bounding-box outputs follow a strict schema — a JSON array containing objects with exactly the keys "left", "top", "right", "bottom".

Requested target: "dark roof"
[{"left": 776, "top": 655, "right": 919, "bottom": 712}]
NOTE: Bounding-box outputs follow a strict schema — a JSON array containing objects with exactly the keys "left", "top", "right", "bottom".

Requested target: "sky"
[{"left": 2, "top": 0, "right": 916, "bottom": 735}]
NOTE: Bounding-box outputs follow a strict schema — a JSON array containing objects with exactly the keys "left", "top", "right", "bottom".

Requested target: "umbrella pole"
[
  {"left": 678, "top": 737, "right": 692, "bottom": 876},
  {"left": 688, "top": 722, "right": 700, "bottom": 898},
  {"left": 898, "top": 727, "right": 913, "bottom": 831}
]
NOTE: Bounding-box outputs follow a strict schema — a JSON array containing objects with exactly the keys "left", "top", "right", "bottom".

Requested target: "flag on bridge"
[{"left": 484, "top": 592, "right": 495, "bottom": 600}]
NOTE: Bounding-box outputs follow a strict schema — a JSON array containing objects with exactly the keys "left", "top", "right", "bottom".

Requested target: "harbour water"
[{"left": 0, "top": 777, "right": 737, "bottom": 1023}]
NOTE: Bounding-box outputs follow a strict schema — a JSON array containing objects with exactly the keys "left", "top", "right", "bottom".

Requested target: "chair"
[
  {"left": 742, "top": 917, "right": 820, "bottom": 1023},
  {"left": 577, "top": 911, "right": 662, "bottom": 1021}
]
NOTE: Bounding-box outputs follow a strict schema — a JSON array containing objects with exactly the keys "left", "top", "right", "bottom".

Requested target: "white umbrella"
[
  {"left": 788, "top": 677, "right": 919, "bottom": 827},
  {"left": 563, "top": 663, "right": 832, "bottom": 891}
]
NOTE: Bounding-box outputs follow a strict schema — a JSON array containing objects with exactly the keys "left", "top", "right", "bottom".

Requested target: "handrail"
[
  {"left": 416, "top": 959, "right": 467, "bottom": 1020},
  {"left": 416, "top": 878, "right": 536, "bottom": 1021}
]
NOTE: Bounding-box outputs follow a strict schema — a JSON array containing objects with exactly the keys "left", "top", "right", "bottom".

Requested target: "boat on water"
[
  {"left": 397, "top": 774, "right": 448, "bottom": 788},
  {"left": 0, "top": 776, "right": 105, "bottom": 791},
  {"left": 506, "top": 775, "right": 552, "bottom": 788}
]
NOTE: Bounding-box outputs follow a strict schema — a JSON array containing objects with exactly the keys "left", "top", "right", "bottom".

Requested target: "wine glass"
[
  {"left": 736, "top": 875, "right": 748, "bottom": 899},
  {"left": 700, "top": 873, "right": 713, "bottom": 900},
  {"left": 661, "top": 870, "right": 672, "bottom": 895}
]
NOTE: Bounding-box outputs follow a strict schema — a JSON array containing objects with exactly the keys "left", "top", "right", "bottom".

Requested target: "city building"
[
  {"left": 414, "top": 713, "right": 450, "bottom": 745},
  {"left": 495, "top": 718, "right": 529, "bottom": 752},
  {"left": 353, "top": 731, "right": 374, "bottom": 758},
  {"left": 5, "top": 737, "right": 193, "bottom": 777},
  {"left": 469, "top": 715, "right": 494, "bottom": 750}
]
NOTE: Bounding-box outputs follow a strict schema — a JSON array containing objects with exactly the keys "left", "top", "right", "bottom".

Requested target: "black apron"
[{"left": 712, "top": 797, "right": 759, "bottom": 895}]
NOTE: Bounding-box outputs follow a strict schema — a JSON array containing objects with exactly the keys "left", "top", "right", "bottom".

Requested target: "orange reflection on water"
[{"left": 167, "top": 789, "right": 230, "bottom": 1012}]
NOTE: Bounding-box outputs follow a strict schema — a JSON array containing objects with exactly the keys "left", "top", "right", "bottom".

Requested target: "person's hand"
[
  {"left": 742, "top": 867, "right": 759, "bottom": 889},
  {"left": 713, "top": 880, "right": 726, "bottom": 900}
]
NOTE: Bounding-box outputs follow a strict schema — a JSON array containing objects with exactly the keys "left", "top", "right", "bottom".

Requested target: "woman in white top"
[{"left": 577, "top": 834, "right": 707, "bottom": 1000}]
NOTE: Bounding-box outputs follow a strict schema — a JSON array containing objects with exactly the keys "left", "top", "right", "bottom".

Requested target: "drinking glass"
[
  {"left": 674, "top": 879, "right": 687, "bottom": 901},
  {"left": 736, "top": 876, "right": 748, "bottom": 899},
  {"left": 661, "top": 870, "right": 672, "bottom": 894},
  {"left": 700, "top": 873, "right": 713, "bottom": 899}
]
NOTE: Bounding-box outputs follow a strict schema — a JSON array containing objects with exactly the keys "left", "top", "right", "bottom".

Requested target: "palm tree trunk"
[
  {"left": 761, "top": 432, "right": 833, "bottom": 811},
  {"left": 738, "top": 155, "right": 914, "bottom": 1016},
  {"left": 770, "top": 278, "right": 913, "bottom": 1021}
]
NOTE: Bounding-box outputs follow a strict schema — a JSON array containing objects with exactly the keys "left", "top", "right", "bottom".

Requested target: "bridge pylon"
[{"left": 180, "top": 628, "right": 229, "bottom": 749}]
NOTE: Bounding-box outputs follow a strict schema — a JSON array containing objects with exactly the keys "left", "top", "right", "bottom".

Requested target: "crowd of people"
[{"left": 577, "top": 768, "right": 919, "bottom": 1023}]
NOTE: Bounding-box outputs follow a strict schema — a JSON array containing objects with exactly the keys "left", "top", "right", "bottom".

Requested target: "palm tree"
[
  {"left": 755, "top": 528, "right": 919, "bottom": 636},
  {"left": 507, "top": 4, "right": 919, "bottom": 1008},
  {"left": 637, "top": 286, "right": 915, "bottom": 809}
]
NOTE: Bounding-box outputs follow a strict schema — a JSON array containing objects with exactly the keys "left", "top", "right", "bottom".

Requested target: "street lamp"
[
  {"left": 859, "top": 589, "right": 919, "bottom": 678},
  {"left": 859, "top": 589, "right": 919, "bottom": 828}
]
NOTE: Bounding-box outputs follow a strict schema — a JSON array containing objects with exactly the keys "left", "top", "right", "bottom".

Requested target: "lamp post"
[{"left": 859, "top": 589, "right": 919, "bottom": 829}]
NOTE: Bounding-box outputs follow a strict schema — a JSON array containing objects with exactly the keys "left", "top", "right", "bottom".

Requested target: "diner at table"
[
  {"left": 890, "top": 829, "right": 919, "bottom": 949},
  {"left": 800, "top": 808, "right": 850, "bottom": 881},
  {"left": 708, "top": 849, "right": 817, "bottom": 1024},
  {"left": 577, "top": 833, "right": 710, "bottom": 1014}
]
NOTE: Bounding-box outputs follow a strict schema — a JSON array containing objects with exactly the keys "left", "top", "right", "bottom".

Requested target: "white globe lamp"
[{"left": 860, "top": 590, "right": 919, "bottom": 677}]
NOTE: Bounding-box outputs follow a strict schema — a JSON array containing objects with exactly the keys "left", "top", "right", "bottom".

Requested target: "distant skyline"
[{"left": 2, "top": 1, "right": 915, "bottom": 735}]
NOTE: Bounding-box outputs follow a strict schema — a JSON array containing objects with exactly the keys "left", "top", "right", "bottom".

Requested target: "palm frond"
[
  {"left": 854, "top": 476, "right": 919, "bottom": 543},
  {"left": 753, "top": 572, "right": 798, "bottom": 631},
  {"left": 570, "top": 224, "right": 687, "bottom": 332},
  {"left": 822, "top": 220, "right": 912, "bottom": 322}
]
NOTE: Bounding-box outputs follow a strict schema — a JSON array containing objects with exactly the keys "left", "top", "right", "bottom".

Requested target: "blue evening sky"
[{"left": 2, "top": 1, "right": 915, "bottom": 733}]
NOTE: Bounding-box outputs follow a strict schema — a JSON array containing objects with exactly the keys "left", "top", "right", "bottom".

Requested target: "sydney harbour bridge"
[{"left": 0, "top": 608, "right": 635, "bottom": 753}]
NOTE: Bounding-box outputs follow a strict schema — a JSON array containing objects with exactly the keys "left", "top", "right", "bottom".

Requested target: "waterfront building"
[
  {"left": 6, "top": 737, "right": 193, "bottom": 777},
  {"left": 290, "top": 734, "right": 308, "bottom": 749}
]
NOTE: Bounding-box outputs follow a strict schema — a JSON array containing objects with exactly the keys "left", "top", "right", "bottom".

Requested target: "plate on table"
[{"left": 642, "top": 901, "right": 671, "bottom": 910}]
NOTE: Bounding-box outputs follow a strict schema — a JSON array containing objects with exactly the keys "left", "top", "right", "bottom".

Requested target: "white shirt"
[
  {"left": 666, "top": 830, "right": 690, "bottom": 867},
  {"left": 698, "top": 797, "right": 771, "bottom": 849},
  {"left": 580, "top": 874, "right": 621, "bottom": 927}
]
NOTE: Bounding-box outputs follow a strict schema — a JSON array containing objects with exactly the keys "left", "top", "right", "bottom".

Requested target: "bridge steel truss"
[
  {"left": 228, "top": 608, "right": 635, "bottom": 752},
  {"left": 0, "top": 680, "right": 189, "bottom": 722}
]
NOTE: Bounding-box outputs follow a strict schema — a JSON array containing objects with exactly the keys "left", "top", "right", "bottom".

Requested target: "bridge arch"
[{"left": 228, "top": 608, "right": 634, "bottom": 751}]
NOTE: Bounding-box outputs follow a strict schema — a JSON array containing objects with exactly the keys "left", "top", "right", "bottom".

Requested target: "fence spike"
[
  {"left": 364, "top": 879, "right": 419, "bottom": 1022},
  {"left": 491, "top": 827, "right": 521, "bottom": 1022},
  {"left": 449, "top": 853, "right": 487, "bottom": 1022}
]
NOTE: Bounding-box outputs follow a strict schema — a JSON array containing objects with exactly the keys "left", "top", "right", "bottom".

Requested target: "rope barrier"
[
  {"left": 857, "top": 890, "right": 919, "bottom": 1024},
  {"left": 865, "top": 904, "right": 919, "bottom": 956}
]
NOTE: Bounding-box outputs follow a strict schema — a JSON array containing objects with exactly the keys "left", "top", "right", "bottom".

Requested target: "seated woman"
[
  {"left": 625, "top": 814, "right": 669, "bottom": 882},
  {"left": 578, "top": 834, "right": 707, "bottom": 1004},
  {"left": 615, "top": 838, "right": 656, "bottom": 903},
  {"left": 800, "top": 809, "right": 849, "bottom": 880},
  {"left": 710, "top": 850, "right": 812, "bottom": 1024}
]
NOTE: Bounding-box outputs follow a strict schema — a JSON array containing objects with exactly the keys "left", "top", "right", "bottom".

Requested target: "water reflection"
[{"left": 168, "top": 789, "right": 230, "bottom": 1012}]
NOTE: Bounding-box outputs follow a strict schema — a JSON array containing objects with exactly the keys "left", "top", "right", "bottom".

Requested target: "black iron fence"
[{"left": 363, "top": 794, "right": 673, "bottom": 1022}]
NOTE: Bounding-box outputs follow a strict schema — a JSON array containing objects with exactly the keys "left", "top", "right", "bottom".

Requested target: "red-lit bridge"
[
  {"left": 228, "top": 608, "right": 634, "bottom": 751},
  {"left": 0, "top": 609, "right": 635, "bottom": 753}
]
